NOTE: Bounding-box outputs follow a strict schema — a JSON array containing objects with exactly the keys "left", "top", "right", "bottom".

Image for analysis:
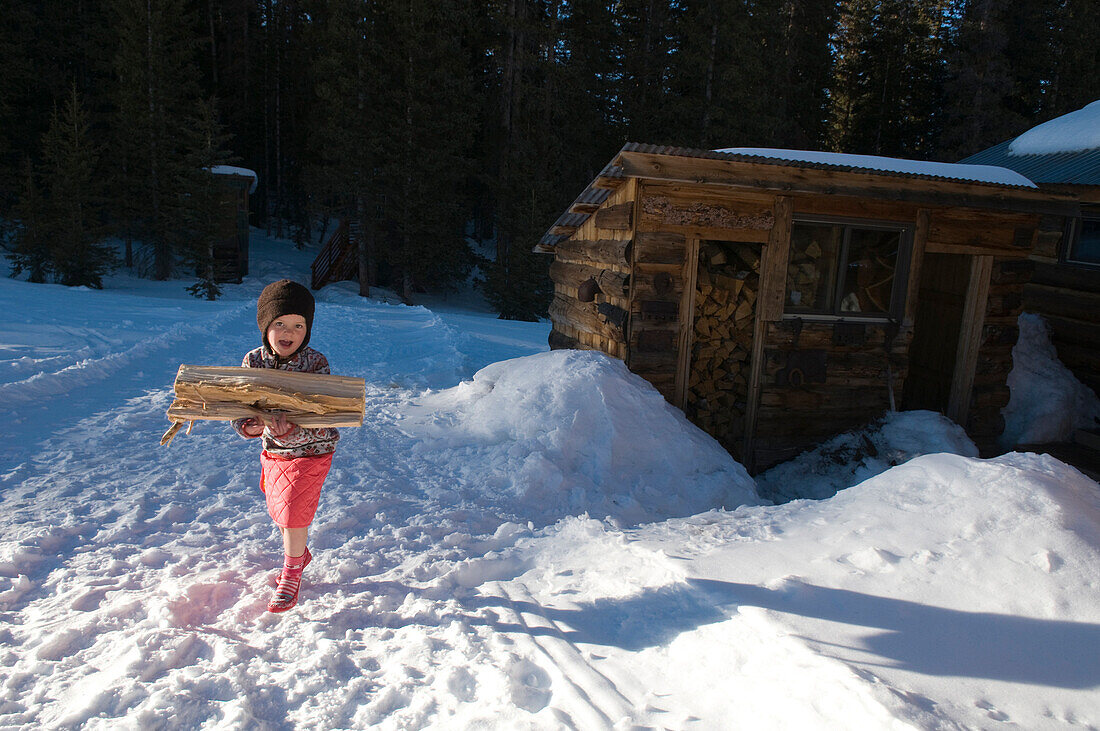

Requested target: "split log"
[
  {"left": 549, "top": 294, "right": 627, "bottom": 344},
  {"left": 634, "top": 232, "right": 687, "bottom": 264},
  {"left": 162, "top": 365, "right": 366, "bottom": 446},
  {"left": 549, "top": 260, "right": 601, "bottom": 290},
  {"left": 552, "top": 238, "right": 631, "bottom": 268},
  {"left": 594, "top": 202, "right": 634, "bottom": 231}
]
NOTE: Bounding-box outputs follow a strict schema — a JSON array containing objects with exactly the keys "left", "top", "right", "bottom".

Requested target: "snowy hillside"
[{"left": 2, "top": 231, "right": 1098, "bottom": 729}]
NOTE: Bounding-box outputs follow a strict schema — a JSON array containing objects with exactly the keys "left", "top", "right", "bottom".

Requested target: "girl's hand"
[
  {"left": 265, "top": 413, "right": 298, "bottom": 438},
  {"left": 240, "top": 418, "right": 265, "bottom": 438}
]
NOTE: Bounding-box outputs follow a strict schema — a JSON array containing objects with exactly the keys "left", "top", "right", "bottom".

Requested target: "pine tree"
[
  {"left": 828, "top": 0, "right": 951, "bottom": 157},
  {"left": 179, "top": 99, "right": 235, "bottom": 300},
  {"left": 8, "top": 87, "right": 114, "bottom": 288},
  {"left": 108, "top": 0, "right": 204, "bottom": 280},
  {"left": 939, "top": 0, "right": 1021, "bottom": 159},
  {"left": 362, "top": 0, "right": 478, "bottom": 300},
  {"left": 42, "top": 86, "right": 115, "bottom": 288},
  {"left": 1042, "top": 0, "right": 1100, "bottom": 118},
  {"left": 8, "top": 159, "right": 52, "bottom": 283}
]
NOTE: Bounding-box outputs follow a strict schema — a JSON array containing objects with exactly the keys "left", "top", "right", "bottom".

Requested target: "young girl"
[{"left": 233, "top": 279, "right": 339, "bottom": 613}]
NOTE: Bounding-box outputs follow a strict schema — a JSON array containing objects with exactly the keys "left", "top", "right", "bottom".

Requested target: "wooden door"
[{"left": 903, "top": 253, "right": 970, "bottom": 413}]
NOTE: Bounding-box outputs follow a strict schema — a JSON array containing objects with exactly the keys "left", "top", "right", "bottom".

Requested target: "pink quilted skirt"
[{"left": 259, "top": 451, "right": 334, "bottom": 528}]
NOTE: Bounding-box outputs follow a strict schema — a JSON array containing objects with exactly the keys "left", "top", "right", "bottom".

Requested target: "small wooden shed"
[
  {"left": 537, "top": 144, "right": 1077, "bottom": 472},
  {"left": 209, "top": 165, "right": 257, "bottom": 283},
  {"left": 961, "top": 101, "right": 1100, "bottom": 397}
]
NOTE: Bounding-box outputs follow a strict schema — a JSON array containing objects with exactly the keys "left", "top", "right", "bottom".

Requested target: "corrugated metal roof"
[
  {"left": 621, "top": 143, "right": 1039, "bottom": 188},
  {"left": 536, "top": 142, "right": 1050, "bottom": 252},
  {"left": 959, "top": 140, "right": 1100, "bottom": 186}
]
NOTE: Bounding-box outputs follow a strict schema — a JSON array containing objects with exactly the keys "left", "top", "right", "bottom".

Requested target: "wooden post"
[
  {"left": 903, "top": 209, "right": 931, "bottom": 327},
  {"left": 674, "top": 237, "right": 701, "bottom": 408},
  {"left": 743, "top": 195, "right": 792, "bottom": 471},
  {"left": 947, "top": 255, "right": 993, "bottom": 426}
]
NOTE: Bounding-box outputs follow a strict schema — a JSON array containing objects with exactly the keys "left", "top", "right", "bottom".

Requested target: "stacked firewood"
[
  {"left": 785, "top": 237, "right": 826, "bottom": 310},
  {"left": 686, "top": 242, "right": 761, "bottom": 452}
]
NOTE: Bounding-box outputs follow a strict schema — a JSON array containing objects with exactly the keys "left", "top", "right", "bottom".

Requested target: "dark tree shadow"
[
  {"left": 310, "top": 576, "right": 1100, "bottom": 690},
  {"left": 689, "top": 579, "right": 1100, "bottom": 689}
]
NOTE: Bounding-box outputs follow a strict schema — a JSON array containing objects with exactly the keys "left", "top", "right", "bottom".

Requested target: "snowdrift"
[
  {"left": 755, "top": 409, "right": 979, "bottom": 502},
  {"left": 1002, "top": 312, "right": 1100, "bottom": 446},
  {"left": 401, "top": 349, "right": 763, "bottom": 526},
  {"left": 493, "top": 450, "right": 1100, "bottom": 728}
]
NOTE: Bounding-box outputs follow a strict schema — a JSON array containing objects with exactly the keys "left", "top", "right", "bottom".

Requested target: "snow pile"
[
  {"left": 402, "top": 349, "right": 762, "bottom": 526},
  {"left": 1009, "top": 99, "right": 1100, "bottom": 156},
  {"left": 755, "top": 409, "right": 978, "bottom": 502},
  {"left": 714, "top": 147, "right": 1037, "bottom": 187},
  {"left": 486, "top": 450, "right": 1100, "bottom": 729},
  {"left": 1002, "top": 312, "right": 1100, "bottom": 446}
]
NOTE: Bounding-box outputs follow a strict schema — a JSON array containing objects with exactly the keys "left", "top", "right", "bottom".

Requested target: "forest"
[{"left": 1, "top": 0, "right": 1096, "bottom": 319}]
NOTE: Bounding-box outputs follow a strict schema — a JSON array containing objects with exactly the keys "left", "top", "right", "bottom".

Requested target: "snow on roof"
[
  {"left": 1009, "top": 100, "right": 1100, "bottom": 156},
  {"left": 714, "top": 147, "right": 1038, "bottom": 188},
  {"left": 209, "top": 164, "right": 258, "bottom": 193}
]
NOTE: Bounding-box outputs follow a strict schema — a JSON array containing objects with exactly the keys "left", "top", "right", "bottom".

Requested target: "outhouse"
[
  {"left": 537, "top": 144, "right": 1077, "bottom": 472},
  {"left": 209, "top": 165, "right": 257, "bottom": 283}
]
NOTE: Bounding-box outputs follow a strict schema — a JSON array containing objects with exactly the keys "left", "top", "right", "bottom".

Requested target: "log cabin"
[
  {"left": 209, "top": 166, "right": 257, "bottom": 283},
  {"left": 960, "top": 101, "right": 1100, "bottom": 398},
  {"left": 537, "top": 144, "right": 1078, "bottom": 472}
]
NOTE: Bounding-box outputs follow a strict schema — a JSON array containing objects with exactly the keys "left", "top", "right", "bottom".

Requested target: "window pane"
[
  {"left": 840, "top": 228, "right": 900, "bottom": 315},
  {"left": 1069, "top": 217, "right": 1100, "bottom": 265},
  {"left": 786, "top": 223, "right": 841, "bottom": 313}
]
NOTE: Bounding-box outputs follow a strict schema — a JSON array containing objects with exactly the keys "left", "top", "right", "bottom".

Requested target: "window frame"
[
  {"left": 783, "top": 215, "right": 913, "bottom": 322},
  {"left": 1062, "top": 212, "right": 1100, "bottom": 269}
]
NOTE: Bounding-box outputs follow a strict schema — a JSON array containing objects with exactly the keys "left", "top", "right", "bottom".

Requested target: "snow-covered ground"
[{"left": 2, "top": 231, "right": 1098, "bottom": 729}]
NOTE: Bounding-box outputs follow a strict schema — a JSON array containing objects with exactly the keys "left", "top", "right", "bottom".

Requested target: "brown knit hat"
[{"left": 257, "top": 279, "right": 315, "bottom": 355}]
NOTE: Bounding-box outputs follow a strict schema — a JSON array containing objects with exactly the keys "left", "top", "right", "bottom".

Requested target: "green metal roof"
[{"left": 960, "top": 140, "right": 1100, "bottom": 186}]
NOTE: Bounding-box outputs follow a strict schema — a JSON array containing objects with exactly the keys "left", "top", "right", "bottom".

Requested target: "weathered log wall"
[
  {"left": 624, "top": 230, "right": 688, "bottom": 397},
  {"left": 1024, "top": 213, "right": 1100, "bottom": 397},
  {"left": 750, "top": 319, "right": 912, "bottom": 470},
  {"left": 548, "top": 179, "right": 636, "bottom": 358}
]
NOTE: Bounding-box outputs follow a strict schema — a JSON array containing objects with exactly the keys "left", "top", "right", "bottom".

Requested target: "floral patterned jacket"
[{"left": 231, "top": 345, "right": 340, "bottom": 458}]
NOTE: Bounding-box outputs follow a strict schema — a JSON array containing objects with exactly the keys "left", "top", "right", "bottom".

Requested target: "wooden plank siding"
[{"left": 1025, "top": 225, "right": 1100, "bottom": 395}]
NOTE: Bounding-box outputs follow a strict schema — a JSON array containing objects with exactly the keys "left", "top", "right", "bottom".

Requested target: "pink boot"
[
  {"left": 268, "top": 546, "right": 311, "bottom": 587},
  {"left": 268, "top": 550, "right": 310, "bottom": 613}
]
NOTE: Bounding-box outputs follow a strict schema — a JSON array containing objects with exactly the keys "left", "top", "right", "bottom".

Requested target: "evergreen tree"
[
  {"left": 8, "top": 159, "right": 52, "bottom": 283},
  {"left": 108, "top": 0, "right": 204, "bottom": 280},
  {"left": 828, "top": 0, "right": 951, "bottom": 157},
  {"left": 178, "top": 99, "right": 235, "bottom": 300},
  {"left": 1044, "top": 0, "right": 1100, "bottom": 118},
  {"left": 940, "top": 0, "right": 1021, "bottom": 159},
  {"left": 614, "top": 0, "right": 682, "bottom": 143},
  {"left": 8, "top": 87, "right": 114, "bottom": 288},
  {"left": 42, "top": 86, "right": 115, "bottom": 288},
  {"left": 301, "top": 0, "right": 373, "bottom": 271},
  {"left": 363, "top": 0, "right": 479, "bottom": 300}
]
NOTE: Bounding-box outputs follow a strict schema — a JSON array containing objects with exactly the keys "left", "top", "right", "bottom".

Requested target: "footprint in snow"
[{"left": 507, "top": 656, "right": 552, "bottom": 713}]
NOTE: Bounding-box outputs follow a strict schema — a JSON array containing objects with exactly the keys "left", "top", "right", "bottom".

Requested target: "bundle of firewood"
[
  {"left": 160, "top": 365, "right": 366, "bottom": 446},
  {"left": 786, "top": 237, "right": 827, "bottom": 310},
  {"left": 686, "top": 242, "right": 761, "bottom": 446}
]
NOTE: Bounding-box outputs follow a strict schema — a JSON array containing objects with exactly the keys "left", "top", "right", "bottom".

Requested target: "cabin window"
[
  {"left": 785, "top": 219, "right": 909, "bottom": 318},
  {"left": 1066, "top": 214, "right": 1100, "bottom": 267}
]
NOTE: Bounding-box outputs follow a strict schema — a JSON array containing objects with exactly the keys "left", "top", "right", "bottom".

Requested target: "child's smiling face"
[{"left": 266, "top": 314, "right": 308, "bottom": 358}]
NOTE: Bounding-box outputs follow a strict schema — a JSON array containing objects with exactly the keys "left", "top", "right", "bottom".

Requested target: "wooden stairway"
[{"left": 311, "top": 218, "right": 359, "bottom": 290}]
